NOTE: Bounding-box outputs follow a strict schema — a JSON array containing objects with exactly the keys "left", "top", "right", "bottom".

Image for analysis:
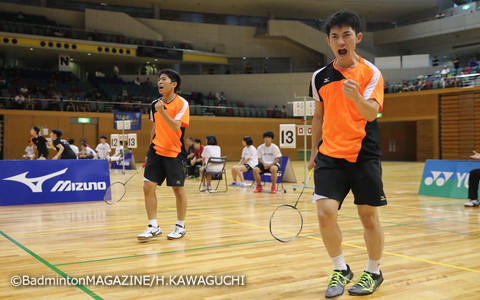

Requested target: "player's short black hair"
[
  {"left": 206, "top": 135, "right": 217, "bottom": 146},
  {"left": 100, "top": 135, "right": 107, "bottom": 140},
  {"left": 51, "top": 128, "right": 63, "bottom": 138},
  {"left": 243, "top": 136, "right": 253, "bottom": 146},
  {"left": 32, "top": 126, "right": 40, "bottom": 134},
  {"left": 325, "top": 10, "right": 361, "bottom": 36},
  {"left": 158, "top": 69, "right": 181, "bottom": 93},
  {"left": 194, "top": 138, "right": 201, "bottom": 144},
  {"left": 263, "top": 130, "right": 275, "bottom": 139},
  {"left": 68, "top": 139, "right": 75, "bottom": 144}
]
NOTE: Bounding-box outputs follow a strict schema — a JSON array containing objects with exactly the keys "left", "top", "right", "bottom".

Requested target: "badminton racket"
[
  {"left": 269, "top": 168, "right": 314, "bottom": 243},
  {"left": 104, "top": 165, "right": 145, "bottom": 205}
]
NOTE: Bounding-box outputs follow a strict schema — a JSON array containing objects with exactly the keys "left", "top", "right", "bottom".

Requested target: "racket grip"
[{"left": 308, "top": 168, "right": 314, "bottom": 178}]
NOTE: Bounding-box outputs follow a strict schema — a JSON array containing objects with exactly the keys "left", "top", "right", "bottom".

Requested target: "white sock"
[
  {"left": 148, "top": 219, "right": 158, "bottom": 228},
  {"left": 331, "top": 254, "right": 347, "bottom": 271},
  {"left": 176, "top": 220, "right": 185, "bottom": 227},
  {"left": 365, "top": 258, "right": 381, "bottom": 275}
]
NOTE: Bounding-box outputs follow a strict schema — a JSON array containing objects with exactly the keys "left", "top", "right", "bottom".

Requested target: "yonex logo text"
[{"left": 424, "top": 171, "right": 469, "bottom": 188}]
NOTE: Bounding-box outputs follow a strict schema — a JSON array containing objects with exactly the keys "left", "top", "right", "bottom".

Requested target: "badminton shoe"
[
  {"left": 325, "top": 265, "right": 353, "bottom": 298},
  {"left": 137, "top": 225, "right": 162, "bottom": 241},
  {"left": 254, "top": 185, "right": 263, "bottom": 193},
  {"left": 237, "top": 182, "right": 248, "bottom": 187},
  {"left": 348, "top": 271, "right": 384, "bottom": 296},
  {"left": 325, "top": 265, "right": 354, "bottom": 298},
  {"left": 271, "top": 186, "right": 277, "bottom": 194},
  {"left": 167, "top": 224, "right": 186, "bottom": 240},
  {"left": 464, "top": 199, "right": 479, "bottom": 207}
]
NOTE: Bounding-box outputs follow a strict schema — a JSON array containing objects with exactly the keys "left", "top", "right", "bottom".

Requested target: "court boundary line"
[
  {"left": 0, "top": 230, "right": 103, "bottom": 300},
  {"left": 53, "top": 224, "right": 404, "bottom": 267}
]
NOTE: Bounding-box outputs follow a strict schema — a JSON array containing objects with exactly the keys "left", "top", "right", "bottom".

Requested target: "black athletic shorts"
[
  {"left": 255, "top": 162, "right": 280, "bottom": 174},
  {"left": 313, "top": 152, "right": 387, "bottom": 209},
  {"left": 144, "top": 148, "right": 185, "bottom": 187},
  {"left": 243, "top": 164, "right": 253, "bottom": 172}
]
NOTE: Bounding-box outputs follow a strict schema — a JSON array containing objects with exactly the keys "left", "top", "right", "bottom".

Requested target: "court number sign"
[
  {"left": 110, "top": 133, "right": 137, "bottom": 148},
  {"left": 279, "top": 124, "right": 296, "bottom": 149}
]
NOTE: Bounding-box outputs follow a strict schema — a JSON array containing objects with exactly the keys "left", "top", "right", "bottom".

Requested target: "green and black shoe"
[
  {"left": 325, "top": 265, "right": 354, "bottom": 298},
  {"left": 348, "top": 271, "right": 384, "bottom": 296}
]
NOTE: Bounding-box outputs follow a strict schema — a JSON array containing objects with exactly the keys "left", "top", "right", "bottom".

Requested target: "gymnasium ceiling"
[{"left": 61, "top": 0, "right": 441, "bottom": 23}]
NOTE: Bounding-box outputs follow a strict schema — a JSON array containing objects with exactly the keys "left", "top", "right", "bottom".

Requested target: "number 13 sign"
[{"left": 279, "top": 124, "right": 296, "bottom": 149}]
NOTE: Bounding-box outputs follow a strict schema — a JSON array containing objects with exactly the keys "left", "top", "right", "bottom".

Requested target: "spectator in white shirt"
[
  {"left": 230, "top": 136, "right": 258, "bottom": 187},
  {"left": 95, "top": 135, "right": 111, "bottom": 159},
  {"left": 68, "top": 138, "right": 79, "bottom": 158},
  {"left": 200, "top": 135, "right": 222, "bottom": 192},
  {"left": 253, "top": 131, "right": 282, "bottom": 194}
]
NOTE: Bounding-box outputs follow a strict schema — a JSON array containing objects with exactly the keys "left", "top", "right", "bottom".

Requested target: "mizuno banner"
[
  {"left": 418, "top": 159, "right": 480, "bottom": 199},
  {"left": 0, "top": 160, "right": 110, "bottom": 205}
]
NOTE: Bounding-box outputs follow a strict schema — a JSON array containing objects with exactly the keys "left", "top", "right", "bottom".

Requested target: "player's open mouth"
[{"left": 338, "top": 49, "right": 347, "bottom": 55}]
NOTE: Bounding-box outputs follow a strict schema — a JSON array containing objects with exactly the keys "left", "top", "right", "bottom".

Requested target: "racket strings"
[
  {"left": 104, "top": 182, "right": 126, "bottom": 205},
  {"left": 269, "top": 205, "right": 304, "bottom": 243}
]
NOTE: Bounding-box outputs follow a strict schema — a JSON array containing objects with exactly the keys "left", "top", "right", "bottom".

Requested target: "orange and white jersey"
[
  {"left": 309, "top": 57, "right": 384, "bottom": 162},
  {"left": 149, "top": 95, "right": 190, "bottom": 157}
]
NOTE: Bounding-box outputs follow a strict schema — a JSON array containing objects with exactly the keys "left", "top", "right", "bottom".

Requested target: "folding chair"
[{"left": 198, "top": 156, "right": 228, "bottom": 193}]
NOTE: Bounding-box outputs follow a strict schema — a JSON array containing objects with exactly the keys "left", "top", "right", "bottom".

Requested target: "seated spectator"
[
  {"left": 134, "top": 77, "right": 141, "bottom": 86},
  {"left": 230, "top": 136, "right": 258, "bottom": 187},
  {"left": 416, "top": 79, "right": 426, "bottom": 91},
  {"left": 23, "top": 142, "right": 35, "bottom": 160},
  {"left": 200, "top": 135, "right": 222, "bottom": 192},
  {"left": 253, "top": 131, "right": 282, "bottom": 194},
  {"left": 78, "top": 143, "right": 97, "bottom": 159},
  {"left": 14, "top": 93, "right": 25, "bottom": 109},
  {"left": 184, "top": 137, "right": 195, "bottom": 177},
  {"left": 440, "top": 66, "right": 450, "bottom": 77},
  {"left": 20, "top": 85, "right": 28, "bottom": 94},
  {"left": 68, "top": 139, "right": 79, "bottom": 158},
  {"left": 188, "top": 138, "right": 204, "bottom": 178}
]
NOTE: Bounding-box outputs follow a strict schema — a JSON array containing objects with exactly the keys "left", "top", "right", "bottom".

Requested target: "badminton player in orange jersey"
[
  {"left": 137, "top": 69, "right": 190, "bottom": 241},
  {"left": 307, "top": 11, "right": 386, "bottom": 297}
]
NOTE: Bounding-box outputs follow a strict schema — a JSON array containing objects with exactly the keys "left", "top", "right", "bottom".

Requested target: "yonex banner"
[
  {"left": 113, "top": 111, "right": 142, "bottom": 131},
  {"left": 0, "top": 160, "right": 109, "bottom": 205},
  {"left": 418, "top": 160, "right": 480, "bottom": 199}
]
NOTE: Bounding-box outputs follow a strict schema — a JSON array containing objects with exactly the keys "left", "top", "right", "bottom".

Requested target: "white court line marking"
[{"left": 387, "top": 203, "right": 480, "bottom": 216}]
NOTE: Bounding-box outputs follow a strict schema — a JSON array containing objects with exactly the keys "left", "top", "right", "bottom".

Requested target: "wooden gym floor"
[{"left": 0, "top": 161, "right": 479, "bottom": 299}]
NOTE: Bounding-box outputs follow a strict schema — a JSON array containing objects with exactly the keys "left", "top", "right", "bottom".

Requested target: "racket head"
[
  {"left": 269, "top": 204, "right": 304, "bottom": 243},
  {"left": 104, "top": 182, "right": 126, "bottom": 205}
]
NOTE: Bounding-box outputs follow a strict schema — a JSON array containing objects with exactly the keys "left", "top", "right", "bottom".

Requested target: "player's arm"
[
  {"left": 342, "top": 79, "right": 379, "bottom": 122},
  {"left": 155, "top": 101, "right": 181, "bottom": 131},
  {"left": 308, "top": 100, "right": 324, "bottom": 170},
  {"left": 52, "top": 143, "right": 64, "bottom": 160},
  {"left": 271, "top": 156, "right": 280, "bottom": 166}
]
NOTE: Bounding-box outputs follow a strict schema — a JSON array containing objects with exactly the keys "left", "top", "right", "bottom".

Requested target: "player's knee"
[
  {"left": 358, "top": 213, "right": 380, "bottom": 230},
  {"left": 143, "top": 182, "right": 156, "bottom": 194},
  {"left": 316, "top": 206, "right": 337, "bottom": 225}
]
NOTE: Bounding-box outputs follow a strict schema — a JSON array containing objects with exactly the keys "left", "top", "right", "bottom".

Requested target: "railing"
[
  {"left": 0, "top": 20, "right": 226, "bottom": 54},
  {"left": 0, "top": 97, "right": 291, "bottom": 118}
]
